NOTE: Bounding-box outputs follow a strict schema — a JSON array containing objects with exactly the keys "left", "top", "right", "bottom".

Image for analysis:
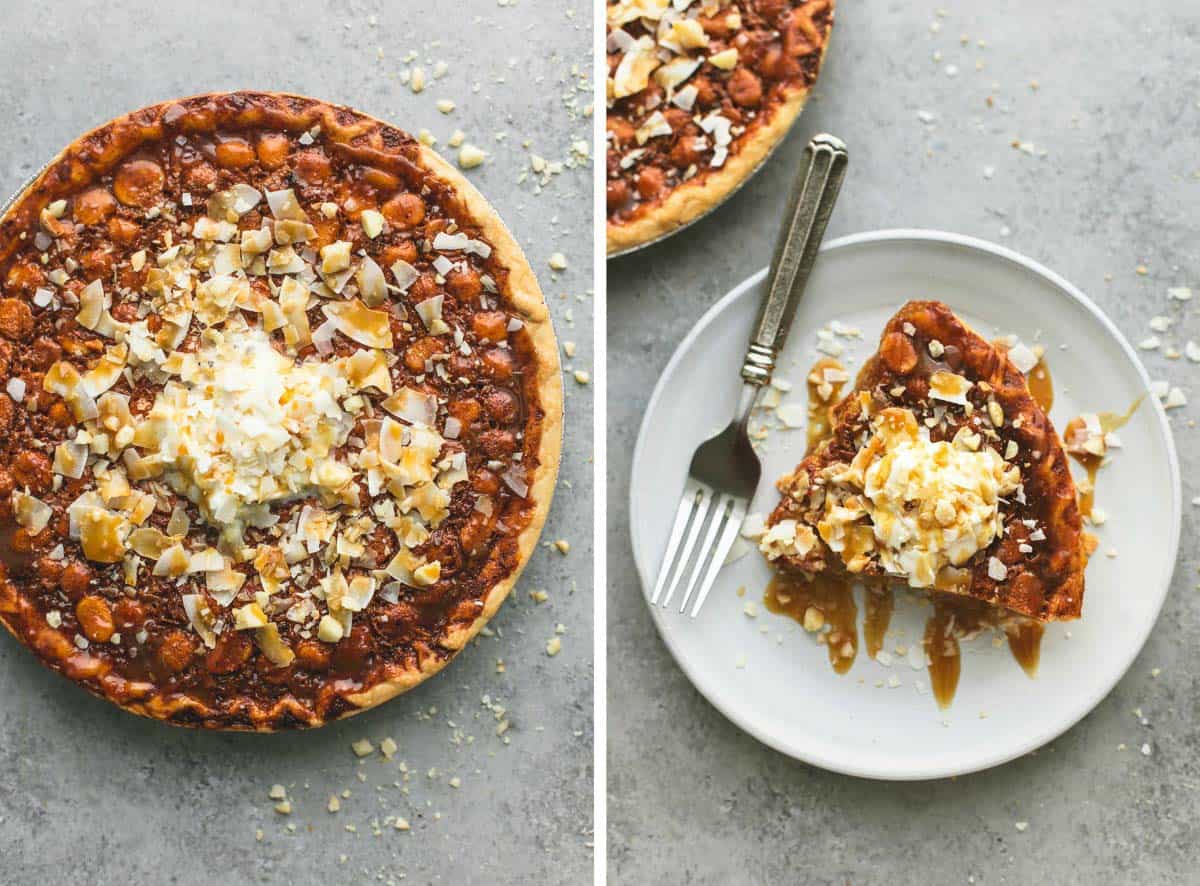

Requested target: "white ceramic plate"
[{"left": 629, "top": 230, "right": 1181, "bottom": 780}]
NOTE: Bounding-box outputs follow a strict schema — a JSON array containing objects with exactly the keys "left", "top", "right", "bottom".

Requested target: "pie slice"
[{"left": 761, "top": 300, "right": 1085, "bottom": 621}]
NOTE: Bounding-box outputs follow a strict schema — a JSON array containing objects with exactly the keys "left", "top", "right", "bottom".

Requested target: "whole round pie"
[
  {"left": 606, "top": 0, "right": 835, "bottom": 255},
  {"left": 0, "top": 92, "right": 562, "bottom": 729}
]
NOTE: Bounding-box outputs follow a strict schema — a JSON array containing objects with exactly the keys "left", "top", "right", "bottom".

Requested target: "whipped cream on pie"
[
  {"left": 133, "top": 317, "right": 356, "bottom": 529},
  {"left": 764, "top": 407, "right": 1021, "bottom": 588}
]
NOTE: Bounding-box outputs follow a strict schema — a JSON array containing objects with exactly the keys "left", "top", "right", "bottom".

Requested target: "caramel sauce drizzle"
[
  {"left": 1063, "top": 396, "right": 1143, "bottom": 519},
  {"left": 763, "top": 354, "right": 1061, "bottom": 709},
  {"left": 765, "top": 572, "right": 859, "bottom": 674},
  {"left": 1027, "top": 355, "right": 1054, "bottom": 414}
]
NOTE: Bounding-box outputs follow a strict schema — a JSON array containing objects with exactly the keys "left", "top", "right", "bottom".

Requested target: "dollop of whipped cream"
[
  {"left": 133, "top": 316, "right": 356, "bottom": 529},
  {"left": 819, "top": 408, "right": 1020, "bottom": 587}
]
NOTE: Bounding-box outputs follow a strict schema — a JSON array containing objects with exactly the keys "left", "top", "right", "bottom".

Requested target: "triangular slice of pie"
[{"left": 761, "top": 300, "right": 1085, "bottom": 621}]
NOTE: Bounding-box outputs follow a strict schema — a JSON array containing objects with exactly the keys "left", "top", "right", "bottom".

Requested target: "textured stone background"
[
  {"left": 0, "top": 1, "right": 593, "bottom": 883},
  {"left": 608, "top": 1, "right": 1200, "bottom": 883}
]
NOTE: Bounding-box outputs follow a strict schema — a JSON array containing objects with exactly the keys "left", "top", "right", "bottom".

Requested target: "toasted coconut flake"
[
  {"left": 78, "top": 507, "right": 130, "bottom": 563},
  {"left": 654, "top": 56, "right": 701, "bottom": 91},
  {"left": 279, "top": 277, "right": 312, "bottom": 347},
  {"left": 230, "top": 182, "right": 263, "bottom": 215},
  {"left": 234, "top": 602, "right": 269, "bottom": 630},
  {"left": 415, "top": 295, "right": 450, "bottom": 335},
  {"left": 206, "top": 568, "right": 247, "bottom": 604},
  {"left": 272, "top": 219, "right": 317, "bottom": 245},
  {"left": 361, "top": 210, "right": 385, "bottom": 239},
  {"left": 312, "top": 318, "right": 337, "bottom": 355},
  {"left": 80, "top": 344, "right": 128, "bottom": 398},
  {"left": 385, "top": 547, "right": 419, "bottom": 583},
  {"left": 266, "top": 188, "right": 309, "bottom": 221},
  {"left": 240, "top": 226, "right": 273, "bottom": 255},
  {"left": 267, "top": 245, "right": 307, "bottom": 275},
  {"left": 13, "top": 491, "right": 52, "bottom": 535},
  {"left": 317, "top": 613, "right": 345, "bottom": 643},
  {"left": 929, "top": 371, "right": 974, "bottom": 406},
  {"left": 53, "top": 440, "right": 88, "bottom": 479},
  {"left": 153, "top": 543, "right": 191, "bottom": 577},
  {"left": 254, "top": 545, "right": 290, "bottom": 595},
  {"left": 613, "top": 36, "right": 660, "bottom": 98},
  {"left": 322, "top": 298, "right": 394, "bottom": 348},
  {"left": 344, "top": 348, "right": 393, "bottom": 394},
  {"left": 127, "top": 527, "right": 171, "bottom": 559},
  {"left": 192, "top": 216, "right": 238, "bottom": 242},
  {"left": 378, "top": 417, "right": 407, "bottom": 465},
  {"left": 432, "top": 231, "right": 492, "bottom": 259},
  {"left": 166, "top": 505, "right": 191, "bottom": 537},
  {"left": 412, "top": 560, "right": 441, "bottom": 586},
  {"left": 391, "top": 260, "right": 419, "bottom": 293},
  {"left": 181, "top": 593, "right": 217, "bottom": 648},
  {"left": 188, "top": 547, "right": 225, "bottom": 573},
  {"left": 320, "top": 240, "right": 352, "bottom": 274},
  {"left": 77, "top": 279, "right": 107, "bottom": 330},
  {"left": 341, "top": 575, "right": 376, "bottom": 612},
  {"left": 356, "top": 255, "right": 388, "bottom": 306},
  {"left": 383, "top": 386, "right": 438, "bottom": 426}
]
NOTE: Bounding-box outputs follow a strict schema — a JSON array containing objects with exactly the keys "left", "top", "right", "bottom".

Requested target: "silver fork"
[{"left": 649, "top": 133, "right": 849, "bottom": 617}]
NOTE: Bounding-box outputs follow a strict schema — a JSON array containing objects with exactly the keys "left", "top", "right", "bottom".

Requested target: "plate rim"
[{"left": 627, "top": 227, "right": 1183, "bottom": 781}]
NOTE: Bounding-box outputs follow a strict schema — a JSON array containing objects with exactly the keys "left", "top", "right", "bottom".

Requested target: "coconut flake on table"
[
  {"left": 815, "top": 329, "right": 844, "bottom": 357},
  {"left": 1168, "top": 287, "right": 1193, "bottom": 301}
]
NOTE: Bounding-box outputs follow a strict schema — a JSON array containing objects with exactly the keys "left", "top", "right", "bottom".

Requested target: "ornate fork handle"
[{"left": 740, "top": 134, "right": 849, "bottom": 386}]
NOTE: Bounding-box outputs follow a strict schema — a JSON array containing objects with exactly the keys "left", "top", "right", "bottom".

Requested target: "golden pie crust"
[
  {"left": 766, "top": 301, "right": 1085, "bottom": 621},
  {"left": 606, "top": 0, "right": 835, "bottom": 255},
  {"left": 0, "top": 92, "right": 563, "bottom": 729}
]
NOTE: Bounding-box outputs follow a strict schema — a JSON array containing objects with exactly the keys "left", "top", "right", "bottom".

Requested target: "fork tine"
[
  {"left": 650, "top": 486, "right": 701, "bottom": 604},
  {"left": 679, "top": 494, "right": 732, "bottom": 613},
  {"left": 658, "top": 482, "right": 712, "bottom": 609},
  {"left": 689, "top": 500, "right": 747, "bottom": 617}
]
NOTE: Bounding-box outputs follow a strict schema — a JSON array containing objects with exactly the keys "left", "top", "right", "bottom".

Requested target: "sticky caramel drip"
[
  {"left": 804, "top": 357, "right": 848, "bottom": 456},
  {"left": 863, "top": 588, "right": 894, "bottom": 659}
]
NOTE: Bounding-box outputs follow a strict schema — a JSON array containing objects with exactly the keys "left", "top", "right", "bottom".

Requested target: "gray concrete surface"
[
  {"left": 608, "top": 2, "right": 1200, "bottom": 883},
  {"left": 0, "top": 2, "right": 593, "bottom": 884}
]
